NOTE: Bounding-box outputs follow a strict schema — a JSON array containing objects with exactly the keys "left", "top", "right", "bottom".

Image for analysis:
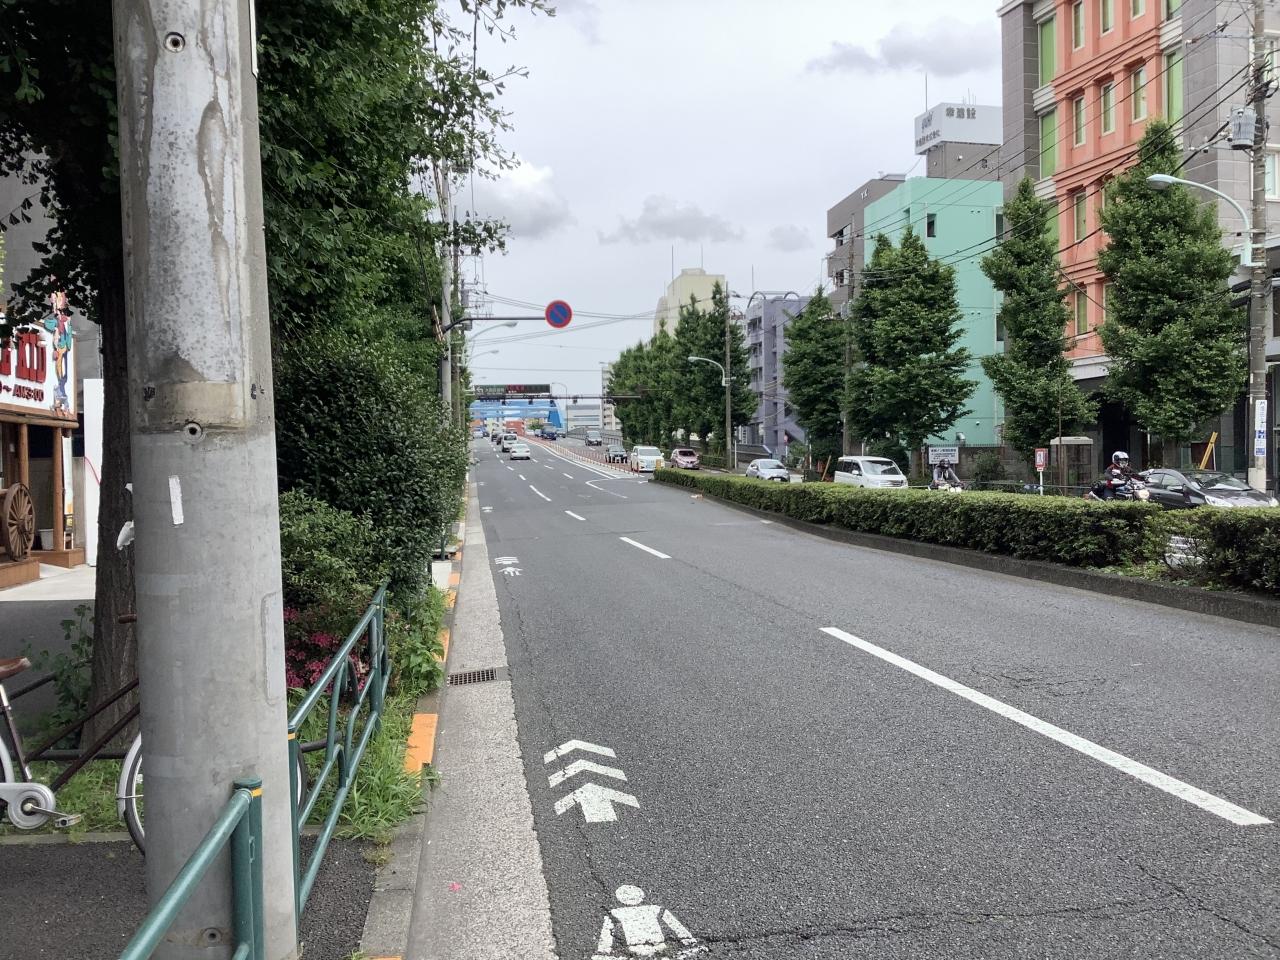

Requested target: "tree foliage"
[
  {"left": 781, "top": 290, "right": 844, "bottom": 465},
  {"left": 846, "top": 229, "right": 974, "bottom": 461},
  {"left": 1098, "top": 120, "right": 1246, "bottom": 462},
  {"left": 981, "top": 177, "right": 1095, "bottom": 461}
]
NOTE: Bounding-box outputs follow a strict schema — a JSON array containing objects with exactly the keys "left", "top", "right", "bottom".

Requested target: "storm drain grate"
[{"left": 448, "top": 667, "right": 499, "bottom": 686}]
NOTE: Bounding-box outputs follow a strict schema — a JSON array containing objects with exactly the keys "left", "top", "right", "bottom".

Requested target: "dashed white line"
[
  {"left": 519, "top": 473, "right": 527, "bottom": 481},
  {"left": 820, "top": 626, "right": 1272, "bottom": 827},
  {"left": 529, "top": 486, "right": 552, "bottom": 502},
  {"left": 544, "top": 464, "right": 554, "bottom": 470},
  {"left": 565, "top": 510, "right": 586, "bottom": 521},
  {"left": 586, "top": 480, "right": 628, "bottom": 499},
  {"left": 619, "top": 536, "right": 670, "bottom": 560},
  {"left": 563, "top": 472, "right": 576, "bottom": 480}
]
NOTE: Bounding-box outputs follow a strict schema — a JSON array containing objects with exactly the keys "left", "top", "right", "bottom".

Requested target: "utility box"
[{"left": 1231, "top": 106, "right": 1257, "bottom": 149}]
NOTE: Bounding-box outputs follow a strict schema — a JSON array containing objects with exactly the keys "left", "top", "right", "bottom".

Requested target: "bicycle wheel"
[
  {"left": 118, "top": 736, "right": 308, "bottom": 853},
  {"left": 118, "top": 734, "right": 144, "bottom": 852},
  {"left": 0, "top": 735, "right": 14, "bottom": 823}
]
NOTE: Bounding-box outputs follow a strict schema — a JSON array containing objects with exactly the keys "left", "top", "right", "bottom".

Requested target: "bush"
[
  {"left": 1177, "top": 509, "right": 1280, "bottom": 593},
  {"left": 654, "top": 469, "right": 1155, "bottom": 567},
  {"left": 970, "top": 451, "right": 1007, "bottom": 491},
  {"left": 275, "top": 330, "right": 468, "bottom": 598}
]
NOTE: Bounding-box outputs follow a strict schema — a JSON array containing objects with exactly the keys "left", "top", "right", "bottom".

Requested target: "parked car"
[
  {"left": 500, "top": 432, "right": 518, "bottom": 452},
  {"left": 746, "top": 458, "right": 790, "bottom": 482},
  {"left": 605, "top": 444, "right": 628, "bottom": 464},
  {"left": 585, "top": 429, "right": 603, "bottom": 446},
  {"left": 832, "top": 456, "right": 908, "bottom": 490},
  {"left": 1140, "top": 468, "right": 1278, "bottom": 509},
  {"left": 669, "top": 447, "right": 700, "bottom": 470},
  {"left": 509, "top": 442, "right": 531, "bottom": 461},
  {"left": 540, "top": 426, "right": 558, "bottom": 440},
  {"left": 629, "top": 445, "right": 664, "bottom": 472}
]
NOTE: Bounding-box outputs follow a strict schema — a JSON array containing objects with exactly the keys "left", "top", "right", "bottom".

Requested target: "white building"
[{"left": 653, "top": 267, "right": 725, "bottom": 338}]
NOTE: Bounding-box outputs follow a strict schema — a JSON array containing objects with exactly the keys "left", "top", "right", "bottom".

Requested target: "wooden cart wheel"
[{"left": 3, "top": 483, "right": 36, "bottom": 562}]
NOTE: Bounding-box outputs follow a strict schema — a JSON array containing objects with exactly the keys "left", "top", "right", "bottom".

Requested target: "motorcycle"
[
  {"left": 1084, "top": 475, "right": 1150, "bottom": 502},
  {"left": 928, "top": 481, "right": 965, "bottom": 494}
]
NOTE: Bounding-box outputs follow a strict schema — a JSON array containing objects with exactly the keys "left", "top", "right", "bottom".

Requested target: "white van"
[{"left": 833, "top": 456, "right": 908, "bottom": 490}]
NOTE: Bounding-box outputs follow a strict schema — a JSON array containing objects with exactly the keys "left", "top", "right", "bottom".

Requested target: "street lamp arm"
[
  {"left": 687, "top": 355, "right": 727, "bottom": 385},
  {"left": 1146, "top": 174, "right": 1255, "bottom": 266}
]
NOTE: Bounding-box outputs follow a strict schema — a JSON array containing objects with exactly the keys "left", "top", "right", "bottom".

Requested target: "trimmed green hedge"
[
  {"left": 654, "top": 470, "right": 1157, "bottom": 568},
  {"left": 656, "top": 470, "right": 1280, "bottom": 594}
]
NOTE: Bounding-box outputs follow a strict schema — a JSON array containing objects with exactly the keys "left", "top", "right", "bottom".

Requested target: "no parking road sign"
[{"left": 545, "top": 300, "right": 573, "bottom": 329}]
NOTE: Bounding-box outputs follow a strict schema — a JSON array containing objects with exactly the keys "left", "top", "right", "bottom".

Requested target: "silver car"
[{"left": 746, "top": 458, "right": 791, "bottom": 482}]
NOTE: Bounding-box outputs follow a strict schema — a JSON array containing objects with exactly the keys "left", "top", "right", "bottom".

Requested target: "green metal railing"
[
  {"left": 118, "top": 779, "right": 266, "bottom": 960},
  {"left": 287, "top": 581, "right": 391, "bottom": 914}
]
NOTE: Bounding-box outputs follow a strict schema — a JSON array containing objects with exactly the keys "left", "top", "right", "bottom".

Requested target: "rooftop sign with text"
[
  {"left": 913, "top": 102, "right": 1001, "bottom": 155},
  {"left": 474, "top": 383, "right": 552, "bottom": 398}
]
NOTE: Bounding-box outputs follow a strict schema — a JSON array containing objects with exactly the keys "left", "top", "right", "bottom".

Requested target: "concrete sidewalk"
[{"left": 403, "top": 486, "right": 556, "bottom": 960}]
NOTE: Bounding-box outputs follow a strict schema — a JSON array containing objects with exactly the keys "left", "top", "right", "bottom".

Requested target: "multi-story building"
[
  {"left": 742, "top": 295, "right": 811, "bottom": 456},
  {"left": 653, "top": 267, "right": 725, "bottom": 338},
  {"left": 599, "top": 363, "right": 620, "bottom": 432},
  {"left": 862, "top": 177, "right": 1007, "bottom": 448},
  {"left": 826, "top": 177, "right": 904, "bottom": 314},
  {"left": 1000, "top": 0, "right": 1277, "bottom": 478}
]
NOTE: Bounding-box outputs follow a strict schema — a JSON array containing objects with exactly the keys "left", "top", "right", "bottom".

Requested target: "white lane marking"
[
  {"left": 587, "top": 480, "right": 628, "bottom": 499},
  {"left": 544, "top": 464, "right": 554, "bottom": 470},
  {"left": 595, "top": 886, "right": 702, "bottom": 956},
  {"left": 565, "top": 511, "right": 587, "bottom": 522},
  {"left": 544, "top": 740, "right": 617, "bottom": 763},
  {"left": 547, "top": 759, "right": 627, "bottom": 788},
  {"left": 554, "top": 782, "right": 639, "bottom": 822},
  {"left": 529, "top": 485, "right": 552, "bottom": 502},
  {"left": 563, "top": 472, "right": 576, "bottom": 479},
  {"left": 821, "top": 627, "right": 1272, "bottom": 827},
  {"left": 619, "top": 536, "right": 671, "bottom": 560},
  {"left": 495, "top": 557, "right": 519, "bottom": 565},
  {"left": 519, "top": 473, "right": 527, "bottom": 481}
]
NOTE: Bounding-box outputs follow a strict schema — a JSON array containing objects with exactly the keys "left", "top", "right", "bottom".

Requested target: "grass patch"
[{"left": 0, "top": 759, "right": 124, "bottom": 838}]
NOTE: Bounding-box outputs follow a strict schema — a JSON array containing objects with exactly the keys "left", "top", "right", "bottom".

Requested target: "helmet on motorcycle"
[
  {"left": 938, "top": 458, "right": 952, "bottom": 468},
  {"left": 1112, "top": 450, "right": 1130, "bottom": 466}
]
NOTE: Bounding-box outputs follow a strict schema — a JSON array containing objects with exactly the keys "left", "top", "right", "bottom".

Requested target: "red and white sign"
[
  {"left": 1034, "top": 447, "right": 1049, "bottom": 472},
  {"left": 0, "top": 295, "right": 78, "bottom": 422}
]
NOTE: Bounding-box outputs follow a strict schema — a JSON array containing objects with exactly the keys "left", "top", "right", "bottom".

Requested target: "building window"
[
  {"left": 1073, "top": 95, "right": 1086, "bottom": 145},
  {"left": 1072, "top": 1, "right": 1084, "bottom": 49},
  {"left": 1040, "top": 16, "right": 1057, "bottom": 84},
  {"left": 1131, "top": 0, "right": 1144, "bottom": 17},
  {"left": 1131, "top": 65, "right": 1148, "bottom": 121},
  {"left": 1101, "top": 82, "right": 1115, "bottom": 132},
  {"left": 995, "top": 211, "right": 1005, "bottom": 237},
  {"left": 1266, "top": 153, "right": 1280, "bottom": 199},
  {"left": 1164, "top": 51, "right": 1183, "bottom": 123},
  {"left": 1096, "top": 181, "right": 1107, "bottom": 221},
  {"left": 1265, "top": 36, "right": 1279, "bottom": 84},
  {"left": 1101, "top": 0, "right": 1114, "bottom": 33},
  {"left": 996, "top": 315, "right": 1007, "bottom": 343},
  {"left": 1075, "top": 290, "right": 1088, "bottom": 336},
  {"left": 1102, "top": 283, "right": 1113, "bottom": 324},
  {"left": 1039, "top": 109, "right": 1057, "bottom": 177},
  {"left": 1165, "top": 0, "right": 1181, "bottom": 17},
  {"left": 926, "top": 213, "right": 937, "bottom": 237},
  {"left": 1073, "top": 190, "right": 1087, "bottom": 240}
]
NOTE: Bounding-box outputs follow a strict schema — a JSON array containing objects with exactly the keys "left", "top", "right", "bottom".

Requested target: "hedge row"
[
  {"left": 655, "top": 470, "right": 1155, "bottom": 568},
  {"left": 656, "top": 470, "right": 1280, "bottom": 594}
]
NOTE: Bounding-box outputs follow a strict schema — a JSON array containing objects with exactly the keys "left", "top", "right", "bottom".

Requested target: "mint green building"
[{"left": 861, "top": 177, "right": 1004, "bottom": 448}]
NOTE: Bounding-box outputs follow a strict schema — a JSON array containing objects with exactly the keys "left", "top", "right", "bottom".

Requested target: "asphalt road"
[{"left": 473, "top": 437, "right": 1280, "bottom": 959}]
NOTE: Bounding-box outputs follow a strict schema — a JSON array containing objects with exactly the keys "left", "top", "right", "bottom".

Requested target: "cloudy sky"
[{"left": 462, "top": 0, "right": 1002, "bottom": 396}]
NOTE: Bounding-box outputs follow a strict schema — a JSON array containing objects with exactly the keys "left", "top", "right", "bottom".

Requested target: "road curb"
[
  {"left": 359, "top": 497, "right": 467, "bottom": 959},
  {"left": 687, "top": 489, "right": 1280, "bottom": 630},
  {"left": 526, "top": 435, "right": 631, "bottom": 476}
]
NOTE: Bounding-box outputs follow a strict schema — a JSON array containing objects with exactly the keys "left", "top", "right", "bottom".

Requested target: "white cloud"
[
  {"left": 550, "top": 0, "right": 602, "bottom": 44},
  {"left": 807, "top": 19, "right": 997, "bottom": 78},
  {"left": 471, "top": 160, "right": 574, "bottom": 240},
  {"left": 767, "top": 225, "right": 813, "bottom": 253},
  {"left": 599, "top": 195, "right": 744, "bottom": 245}
]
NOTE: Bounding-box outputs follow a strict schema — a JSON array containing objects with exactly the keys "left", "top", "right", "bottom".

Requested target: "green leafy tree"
[
  {"left": 782, "top": 290, "right": 844, "bottom": 467},
  {"left": 1098, "top": 120, "right": 1246, "bottom": 466},
  {"left": 981, "top": 177, "right": 1095, "bottom": 462},
  {"left": 847, "top": 229, "right": 974, "bottom": 463},
  {"left": 673, "top": 283, "right": 754, "bottom": 454}
]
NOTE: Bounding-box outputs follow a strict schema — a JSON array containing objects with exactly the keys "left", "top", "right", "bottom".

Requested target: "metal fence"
[
  {"left": 288, "top": 581, "right": 391, "bottom": 914},
  {"left": 117, "top": 779, "right": 266, "bottom": 960}
]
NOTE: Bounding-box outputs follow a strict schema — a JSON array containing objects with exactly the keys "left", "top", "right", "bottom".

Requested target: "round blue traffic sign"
[{"left": 545, "top": 300, "right": 573, "bottom": 329}]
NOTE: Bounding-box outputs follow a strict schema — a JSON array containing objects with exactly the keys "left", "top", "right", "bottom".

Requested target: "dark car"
[
  {"left": 585, "top": 429, "right": 603, "bottom": 446},
  {"left": 1140, "top": 468, "right": 1278, "bottom": 509},
  {"left": 605, "top": 444, "right": 628, "bottom": 464},
  {"left": 540, "top": 426, "right": 558, "bottom": 440}
]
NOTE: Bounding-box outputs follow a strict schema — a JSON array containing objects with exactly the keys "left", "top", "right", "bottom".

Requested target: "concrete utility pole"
[
  {"left": 438, "top": 177, "right": 454, "bottom": 420},
  {"left": 113, "top": 2, "right": 297, "bottom": 958},
  {"left": 723, "top": 305, "right": 734, "bottom": 470},
  {"left": 1249, "top": 0, "right": 1271, "bottom": 492}
]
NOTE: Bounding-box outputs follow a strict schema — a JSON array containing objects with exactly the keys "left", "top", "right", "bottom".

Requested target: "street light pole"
[
  {"left": 112, "top": 2, "right": 297, "bottom": 956},
  {"left": 687, "top": 356, "right": 731, "bottom": 468},
  {"left": 1148, "top": 166, "right": 1268, "bottom": 488}
]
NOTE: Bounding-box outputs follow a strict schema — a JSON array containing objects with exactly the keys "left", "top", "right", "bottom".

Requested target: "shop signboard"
[{"left": 0, "top": 294, "right": 77, "bottom": 423}]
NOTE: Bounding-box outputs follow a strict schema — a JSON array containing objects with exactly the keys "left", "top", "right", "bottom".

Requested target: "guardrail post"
[
  {"left": 286, "top": 733, "right": 303, "bottom": 922},
  {"left": 369, "top": 597, "right": 385, "bottom": 731},
  {"left": 231, "top": 778, "right": 266, "bottom": 960}
]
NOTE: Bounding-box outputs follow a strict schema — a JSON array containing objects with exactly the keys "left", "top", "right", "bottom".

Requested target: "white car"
[
  {"left": 629, "top": 445, "right": 665, "bottom": 472},
  {"left": 746, "top": 458, "right": 791, "bottom": 482},
  {"left": 509, "top": 442, "right": 531, "bottom": 460},
  {"left": 833, "top": 456, "right": 908, "bottom": 490},
  {"left": 500, "top": 433, "right": 518, "bottom": 452}
]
